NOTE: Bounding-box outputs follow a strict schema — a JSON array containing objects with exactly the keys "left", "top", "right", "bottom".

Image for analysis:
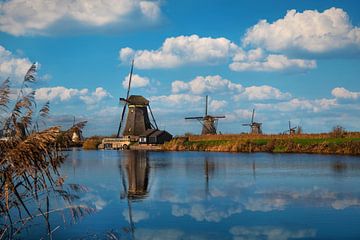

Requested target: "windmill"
[
  {"left": 242, "top": 109, "right": 262, "bottom": 134},
  {"left": 185, "top": 95, "right": 225, "bottom": 135},
  {"left": 116, "top": 60, "right": 158, "bottom": 138},
  {"left": 284, "top": 120, "right": 297, "bottom": 135}
]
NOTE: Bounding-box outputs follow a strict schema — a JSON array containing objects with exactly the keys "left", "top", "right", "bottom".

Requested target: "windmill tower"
[
  {"left": 242, "top": 109, "right": 262, "bottom": 134},
  {"left": 284, "top": 120, "right": 297, "bottom": 135},
  {"left": 185, "top": 96, "right": 225, "bottom": 135},
  {"left": 116, "top": 60, "right": 158, "bottom": 138}
]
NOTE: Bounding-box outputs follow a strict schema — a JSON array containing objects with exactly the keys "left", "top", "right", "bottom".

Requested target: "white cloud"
[
  {"left": 171, "top": 75, "right": 243, "bottom": 95},
  {"left": 172, "top": 203, "right": 242, "bottom": 223},
  {"left": 0, "top": 0, "right": 162, "bottom": 36},
  {"left": 135, "top": 229, "right": 184, "bottom": 240},
  {"left": 209, "top": 100, "right": 227, "bottom": 111},
  {"left": 331, "top": 199, "right": 360, "bottom": 210},
  {"left": 230, "top": 226, "right": 316, "bottom": 240},
  {"left": 244, "top": 197, "right": 287, "bottom": 212},
  {"left": 255, "top": 98, "right": 337, "bottom": 113},
  {"left": 119, "top": 35, "right": 239, "bottom": 69},
  {"left": 0, "top": 45, "right": 33, "bottom": 82},
  {"left": 150, "top": 94, "right": 203, "bottom": 106},
  {"left": 122, "top": 209, "right": 149, "bottom": 223},
  {"left": 230, "top": 54, "right": 316, "bottom": 72},
  {"left": 243, "top": 8, "right": 360, "bottom": 53},
  {"left": 122, "top": 73, "right": 150, "bottom": 88},
  {"left": 239, "top": 85, "right": 292, "bottom": 101},
  {"left": 331, "top": 87, "right": 360, "bottom": 100},
  {"left": 79, "top": 87, "right": 112, "bottom": 105},
  {"left": 35, "top": 86, "right": 111, "bottom": 105}
]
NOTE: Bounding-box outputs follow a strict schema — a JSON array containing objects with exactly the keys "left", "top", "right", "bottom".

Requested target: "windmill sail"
[
  {"left": 117, "top": 59, "right": 134, "bottom": 138},
  {"left": 185, "top": 95, "right": 225, "bottom": 135}
]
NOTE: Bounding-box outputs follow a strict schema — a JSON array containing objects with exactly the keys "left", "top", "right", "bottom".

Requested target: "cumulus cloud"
[
  {"left": 122, "top": 73, "right": 150, "bottom": 88},
  {"left": 172, "top": 203, "right": 242, "bottom": 223},
  {"left": 0, "top": 45, "right": 33, "bottom": 82},
  {"left": 0, "top": 0, "right": 162, "bottom": 36},
  {"left": 35, "top": 86, "right": 111, "bottom": 105},
  {"left": 243, "top": 8, "right": 360, "bottom": 54},
  {"left": 230, "top": 54, "right": 316, "bottom": 72},
  {"left": 238, "top": 85, "right": 292, "bottom": 101},
  {"left": 171, "top": 75, "right": 243, "bottom": 95},
  {"left": 331, "top": 87, "right": 360, "bottom": 100},
  {"left": 256, "top": 98, "right": 337, "bottom": 112},
  {"left": 79, "top": 87, "right": 112, "bottom": 105},
  {"left": 150, "top": 94, "right": 203, "bottom": 106},
  {"left": 122, "top": 209, "right": 149, "bottom": 223},
  {"left": 209, "top": 100, "right": 227, "bottom": 111},
  {"left": 119, "top": 35, "right": 239, "bottom": 69},
  {"left": 243, "top": 197, "right": 287, "bottom": 212},
  {"left": 230, "top": 226, "right": 316, "bottom": 240}
]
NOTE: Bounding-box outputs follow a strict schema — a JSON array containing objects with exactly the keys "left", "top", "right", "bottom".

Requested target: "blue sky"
[{"left": 1, "top": 0, "right": 359, "bottom": 136}]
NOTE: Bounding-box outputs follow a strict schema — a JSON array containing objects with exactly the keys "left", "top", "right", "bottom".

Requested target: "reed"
[{"left": 0, "top": 64, "right": 92, "bottom": 239}]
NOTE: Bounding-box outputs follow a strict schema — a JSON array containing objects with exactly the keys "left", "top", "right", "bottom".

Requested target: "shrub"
[
  {"left": 330, "top": 125, "right": 347, "bottom": 138},
  {"left": 83, "top": 136, "right": 103, "bottom": 149}
]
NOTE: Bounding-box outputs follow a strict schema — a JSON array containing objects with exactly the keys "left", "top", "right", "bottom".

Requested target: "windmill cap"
[{"left": 127, "top": 95, "right": 149, "bottom": 105}]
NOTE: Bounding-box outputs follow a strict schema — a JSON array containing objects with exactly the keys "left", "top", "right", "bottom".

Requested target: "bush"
[
  {"left": 330, "top": 125, "right": 346, "bottom": 138},
  {"left": 83, "top": 136, "right": 103, "bottom": 149}
]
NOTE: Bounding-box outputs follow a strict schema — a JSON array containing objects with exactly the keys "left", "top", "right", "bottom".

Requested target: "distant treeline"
[{"left": 163, "top": 132, "right": 360, "bottom": 155}]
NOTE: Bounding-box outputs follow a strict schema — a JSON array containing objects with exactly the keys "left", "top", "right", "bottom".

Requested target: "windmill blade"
[
  {"left": 185, "top": 116, "right": 204, "bottom": 120},
  {"left": 117, "top": 103, "right": 127, "bottom": 137},
  {"left": 251, "top": 109, "right": 255, "bottom": 123},
  {"left": 205, "top": 95, "right": 208, "bottom": 116},
  {"left": 116, "top": 60, "right": 134, "bottom": 138},
  {"left": 126, "top": 59, "right": 134, "bottom": 99},
  {"left": 242, "top": 123, "right": 251, "bottom": 126},
  {"left": 288, "top": 120, "right": 291, "bottom": 130},
  {"left": 211, "top": 115, "right": 226, "bottom": 119}
]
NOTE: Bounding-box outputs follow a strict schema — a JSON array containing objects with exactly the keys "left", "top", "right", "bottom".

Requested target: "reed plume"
[{"left": 0, "top": 64, "right": 92, "bottom": 239}]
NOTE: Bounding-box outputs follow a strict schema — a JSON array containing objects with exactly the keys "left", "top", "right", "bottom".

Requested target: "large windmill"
[
  {"left": 284, "top": 120, "right": 297, "bottom": 135},
  {"left": 116, "top": 60, "right": 158, "bottom": 138},
  {"left": 242, "top": 109, "right": 262, "bottom": 134},
  {"left": 185, "top": 96, "right": 225, "bottom": 135}
]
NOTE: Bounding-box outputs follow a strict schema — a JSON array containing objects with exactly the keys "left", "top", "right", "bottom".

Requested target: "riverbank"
[{"left": 162, "top": 133, "right": 360, "bottom": 155}]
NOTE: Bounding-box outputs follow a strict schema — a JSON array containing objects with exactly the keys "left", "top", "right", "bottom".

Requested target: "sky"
[{"left": 0, "top": 0, "right": 360, "bottom": 136}]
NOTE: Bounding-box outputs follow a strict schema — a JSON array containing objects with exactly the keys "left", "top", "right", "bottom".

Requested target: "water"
[{"left": 24, "top": 150, "right": 360, "bottom": 239}]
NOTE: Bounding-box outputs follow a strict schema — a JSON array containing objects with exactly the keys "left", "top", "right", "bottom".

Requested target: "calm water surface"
[{"left": 28, "top": 150, "right": 360, "bottom": 239}]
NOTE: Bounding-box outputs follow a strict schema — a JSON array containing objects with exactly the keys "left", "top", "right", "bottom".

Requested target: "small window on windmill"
[
  {"left": 128, "top": 128, "right": 131, "bottom": 132},
  {"left": 131, "top": 109, "right": 134, "bottom": 113}
]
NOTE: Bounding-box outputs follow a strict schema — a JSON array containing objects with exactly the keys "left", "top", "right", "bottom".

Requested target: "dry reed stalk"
[{"left": 0, "top": 64, "right": 92, "bottom": 239}]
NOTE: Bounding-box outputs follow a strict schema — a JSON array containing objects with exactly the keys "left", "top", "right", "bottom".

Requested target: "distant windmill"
[
  {"left": 284, "top": 120, "right": 297, "bottom": 135},
  {"left": 185, "top": 96, "right": 225, "bottom": 135},
  {"left": 116, "top": 60, "right": 158, "bottom": 138},
  {"left": 242, "top": 109, "right": 262, "bottom": 134}
]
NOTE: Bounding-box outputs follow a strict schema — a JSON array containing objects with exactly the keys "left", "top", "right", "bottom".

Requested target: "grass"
[{"left": 163, "top": 133, "right": 360, "bottom": 155}]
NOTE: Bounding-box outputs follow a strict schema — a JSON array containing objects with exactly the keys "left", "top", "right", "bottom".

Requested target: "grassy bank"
[{"left": 162, "top": 133, "right": 360, "bottom": 155}]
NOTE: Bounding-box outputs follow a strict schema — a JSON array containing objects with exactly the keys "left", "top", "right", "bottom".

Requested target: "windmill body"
[
  {"left": 185, "top": 96, "right": 225, "bottom": 135},
  {"left": 122, "top": 95, "right": 152, "bottom": 136},
  {"left": 284, "top": 120, "right": 297, "bottom": 135},
  {"left": 243, "top": 109, "right": 263, "bottom": 134},
  {"left": 114, "top": 60, "right": 172, "bottom": 146}
]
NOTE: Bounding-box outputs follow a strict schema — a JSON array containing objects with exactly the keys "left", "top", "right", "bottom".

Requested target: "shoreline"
[{"left": 161, "top": 133, "right": 360, "bottom": 156}]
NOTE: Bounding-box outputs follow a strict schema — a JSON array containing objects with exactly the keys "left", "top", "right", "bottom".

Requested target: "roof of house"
[
  {"left": 140, "top": 129, "right": 157, "bottom": 137},
  {"left": 140, "top": 129, "right": 172, "bottom": 138}
]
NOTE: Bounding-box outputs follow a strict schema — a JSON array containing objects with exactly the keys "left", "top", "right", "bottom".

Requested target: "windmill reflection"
[
  {"left": 121, "top": 151, "right": 150, "bottom": 200},
  {"left": 204, "top": 157, "right": 215, "bottom": 197},
  {"left": 119, "top": 150, "right": 150, "bottom": 239}
]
